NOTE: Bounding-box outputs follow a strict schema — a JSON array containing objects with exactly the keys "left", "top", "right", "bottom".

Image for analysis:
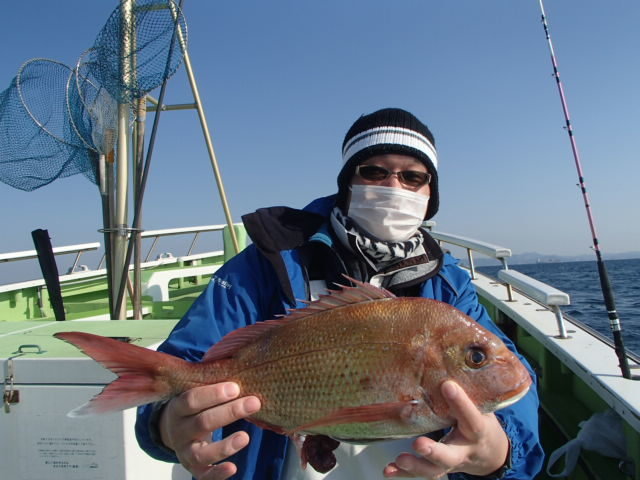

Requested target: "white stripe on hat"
[{"left": 342, "top": 126, "right": 438, "bottom": 169}]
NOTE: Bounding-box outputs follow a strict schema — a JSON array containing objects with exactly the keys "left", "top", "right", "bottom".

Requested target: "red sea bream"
[{"left": 55, "top": 278, "right": 531, "bottom": 473}]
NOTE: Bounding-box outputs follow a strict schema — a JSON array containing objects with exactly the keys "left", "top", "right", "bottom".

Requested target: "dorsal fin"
[
  {"left": 202, "top": 318, "right": 288, "bottom": 362},
  {"left": 201, "top": 275, "right": 395, "bottom": 362},
  {"left": 297, "top": 275, "right": 395, "bottom": 313}
]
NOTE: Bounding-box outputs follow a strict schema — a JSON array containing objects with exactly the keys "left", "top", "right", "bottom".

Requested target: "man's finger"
[
  {"left": 383, "top": 461, "right": 413, "bottom": 478},
  {"left": 189, "top": 396, "right": 262, "bottom": 436},
  {"left": 194, "top": 461, "right": 237, "bottom": 480},
  {"left": 384, "top": 453, "right": 448, "bottom": 479},
  {"left": 441, "top": 380, "right": 485, "bottom": 439},
  {"left": 172, "top": 383, "right": 241, "bottom": 416},
  {"left": 413, "top": 435, "right": 465, "bottom": 471},
  {"left": 181, "top": 431, "right": 250, "bottom": 472}
]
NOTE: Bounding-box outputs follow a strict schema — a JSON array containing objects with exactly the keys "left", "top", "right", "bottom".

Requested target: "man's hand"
[
  {"left": 159, "top": 382, "right": 261, "bottom": 480},
  {"left": 383, "top": 380, "right": 509, "bottom": 479}
]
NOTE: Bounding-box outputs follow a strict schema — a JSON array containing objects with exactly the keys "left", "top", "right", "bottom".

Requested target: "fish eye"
[{"left": 465, "top": 347, "right": 488, "bottom": 368}]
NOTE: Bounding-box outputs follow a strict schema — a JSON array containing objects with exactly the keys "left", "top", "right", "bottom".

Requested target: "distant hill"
[{"left": 474, "top": 251, "right": 640, "bottom": 266}]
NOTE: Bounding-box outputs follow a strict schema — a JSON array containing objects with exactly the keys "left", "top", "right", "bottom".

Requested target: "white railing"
[
  {"left": 94, "top": 224, "right": 241, "bottom": 268},
  {"left": 1, "top": 225, "right": 244, "bottom": 289},
  {"left": 430, "top": 230, "right": 512, "bottom": 278},
  {"left": 0, "top": 243, "right": 101, "bottom": 274},
  {"left": 498, "top": 269, "right": 571, "bottom": 338},
  {"left": 138, "top": 224, "right": 229, "bottom": 263},
  {"left": 430, "top": 230, "right": 571, "bottom": 338},
  {"left": 0, "top": 225, "right": 233, "bottom": 272}
]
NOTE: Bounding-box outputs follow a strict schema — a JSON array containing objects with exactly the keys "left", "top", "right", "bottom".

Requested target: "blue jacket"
[{"left": 136, "top": 195, "right": 544, "bottom": 479}]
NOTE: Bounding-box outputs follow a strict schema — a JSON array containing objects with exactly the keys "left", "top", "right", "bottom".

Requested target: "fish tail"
[{"left": 55, "top": 331, "right": 187, "bottom": 417}]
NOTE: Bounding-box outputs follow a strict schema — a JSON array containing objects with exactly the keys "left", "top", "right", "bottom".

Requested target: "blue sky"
[{"left": 1, "top": 0, "right": 638, "bottom": 274}]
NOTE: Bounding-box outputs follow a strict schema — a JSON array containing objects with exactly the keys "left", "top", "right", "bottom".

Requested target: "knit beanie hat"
[{"left": 337, "top": 108, "right": 439, "bottom": 220}]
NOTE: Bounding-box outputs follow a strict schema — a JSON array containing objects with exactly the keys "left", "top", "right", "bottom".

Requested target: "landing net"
[{"left": 0, "top": 0, "right": 187, "bottom": 191}]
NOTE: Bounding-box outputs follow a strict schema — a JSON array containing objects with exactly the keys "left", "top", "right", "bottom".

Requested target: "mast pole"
[
  {"left": 537, "top": 0, "right": 633, "bottom": 379},
  {"left": 112, "top": 0, "right": 183, "bottom": 317}
]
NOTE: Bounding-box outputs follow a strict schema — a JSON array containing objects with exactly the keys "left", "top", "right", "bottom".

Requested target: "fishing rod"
[{"left": 537, "top": 0, "right": 634, "bottom": 379}]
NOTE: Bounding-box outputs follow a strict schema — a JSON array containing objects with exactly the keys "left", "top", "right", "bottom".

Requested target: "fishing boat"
[{"left": 1, "top": 1, "right": 637, "bottom": 479}]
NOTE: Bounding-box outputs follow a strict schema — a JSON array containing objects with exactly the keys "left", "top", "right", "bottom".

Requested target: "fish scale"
[
  {"left": 236, "top": 342, "right": 422, "bottom": 435},
  {"left": 190, "top": 298, "right": 469, "bottom": 438}
]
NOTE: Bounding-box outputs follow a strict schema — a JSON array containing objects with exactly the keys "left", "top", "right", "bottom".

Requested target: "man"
[{"left": 136, "top": 108, "right": 544, "bottom": 479}]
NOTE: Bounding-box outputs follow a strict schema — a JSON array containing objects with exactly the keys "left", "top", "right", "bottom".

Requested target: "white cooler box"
[{"left": 1, "top": 320, "right": 191, "bottom": 480}]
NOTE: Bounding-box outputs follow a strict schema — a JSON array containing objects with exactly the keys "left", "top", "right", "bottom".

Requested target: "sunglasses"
[{"left": 355, "top": 164, "right": 432, "bottom": 188}]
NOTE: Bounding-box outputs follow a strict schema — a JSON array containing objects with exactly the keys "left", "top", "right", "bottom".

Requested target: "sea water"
[{"left": 478, "top": 258, "right": 640, "bottom": 356}]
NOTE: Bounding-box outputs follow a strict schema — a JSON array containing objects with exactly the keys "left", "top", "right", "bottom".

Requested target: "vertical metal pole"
[
  {"left": 99, "top": 154, "right": 107, "bottom": 196},
  {"left": 106, "top": 153, "right": 117, "bottom": 316},
  {"left": 466, "top": 249, "right": 476, "bottom": 279},
  {"left": 500, "top": 258, "right": 514, "bottom": 301},
  {"left": 115, "top": 104, "right": 130, "bottom": 319},
  {"left": 101, "top": 131, "right": 116, "bottom": 317},
  {"left": 129, "top": 1, "right": 143, "bottom": 320},
  {"left": 551, "top": 305, "right": 569, "bottom": 339},
  {"left": 113, "top": 0, "right": 133, "bottom": 319},
  {"left": 133, "top": 97, "right": 146, "bottom": 319},
  {"left": 113, "top": 0, "right": 180, "bottom": 317}
]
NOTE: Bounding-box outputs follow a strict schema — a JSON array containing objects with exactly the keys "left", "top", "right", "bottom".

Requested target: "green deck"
[{"left": 0, "top": 319, "right": 179, "bottom": 358}]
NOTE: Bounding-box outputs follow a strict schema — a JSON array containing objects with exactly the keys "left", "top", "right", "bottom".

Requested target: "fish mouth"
[
  {"left": 492, "top": 376, "right": 532, "bottom": 410},
  {"left": 493, "top": 384, "right": 529, "bottom": 410}
]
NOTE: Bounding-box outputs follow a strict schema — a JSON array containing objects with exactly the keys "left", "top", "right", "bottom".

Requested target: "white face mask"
[{"left": 347, "top": 184, "right": 429, "bottom": 242}]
